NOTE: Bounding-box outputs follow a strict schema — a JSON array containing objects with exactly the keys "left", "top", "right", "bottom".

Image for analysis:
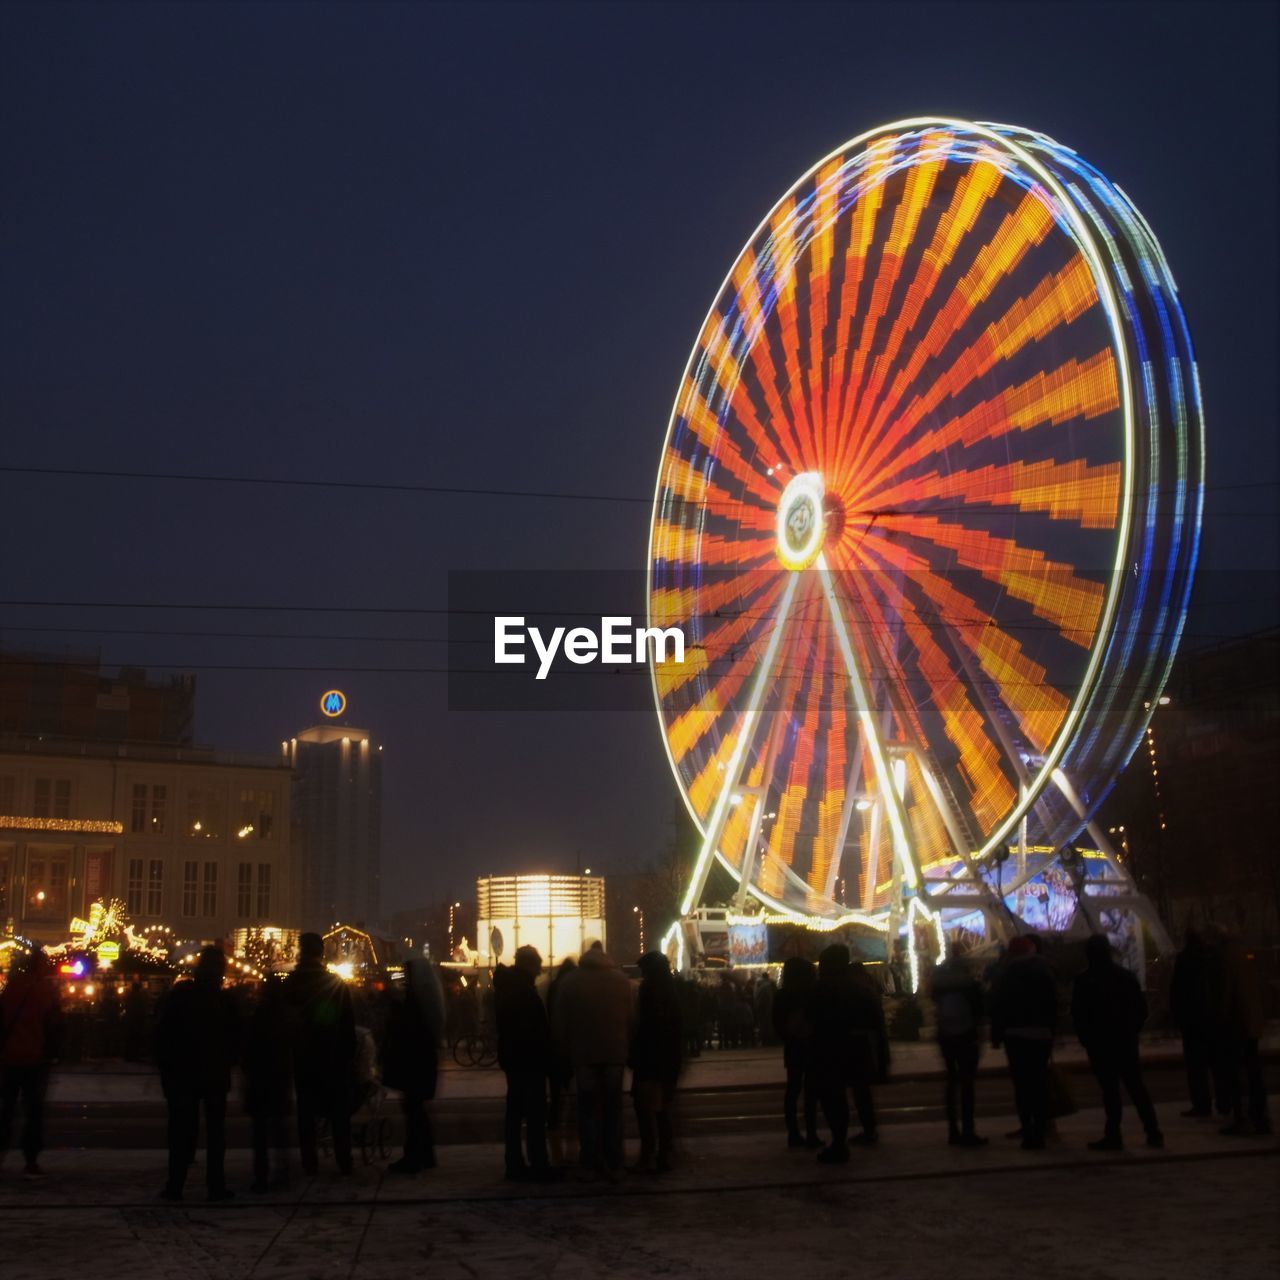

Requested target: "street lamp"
[{"left": 633, "top": 904, "right": 645, "bottom": 953}]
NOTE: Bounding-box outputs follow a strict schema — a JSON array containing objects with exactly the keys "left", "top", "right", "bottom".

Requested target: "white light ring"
[{"left": 775, "top": 471, "right": 826, "bottom": 570}]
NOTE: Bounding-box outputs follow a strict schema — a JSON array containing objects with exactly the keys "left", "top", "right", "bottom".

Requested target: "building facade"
[
  {"left": 1, "top": 652, "right": 195, "bottom": 744},
  {"left": 0, "top": 736, "right": 293, "bottom": 946},
  {"left": 285, "top": 724, "right": 382, "bottom": 933}
]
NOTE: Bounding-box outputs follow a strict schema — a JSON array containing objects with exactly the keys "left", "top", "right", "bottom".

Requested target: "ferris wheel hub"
[{"left": 776, "top": 471, "right": 826, "bottom": 570}]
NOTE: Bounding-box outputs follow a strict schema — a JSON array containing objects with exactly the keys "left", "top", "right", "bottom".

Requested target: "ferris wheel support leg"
[
  {"left": 679, "top": 572, "right": 802, "bottom": 918},
  {"left": 733, "top": 697, "right": 791, "bottom": 910},
  {"left": 1050, "top": 769, "right": 1174, "bottom": 958},
  {"left": 817, "top": 556, "right": 926, "bottom": 896},
  {"left": 824, "top": 747, "right": 868, "bottom": 903}
]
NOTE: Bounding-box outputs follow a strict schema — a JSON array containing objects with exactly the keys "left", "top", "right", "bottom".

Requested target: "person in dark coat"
[
  {"left": 772, "top": 957, "right": 820, "bottom": 1148},
  {"left": 123, "top": 980, "right": 150, "bottom": 1062},
  {"left": 1212, "top": 932, "right": 1272, "bottom": 1137},
  {"left": 629, "top": 952, "right": 683, "bottom": 1173},
  {"left": 545, "top": 957, "right": 575, "bottom": 1167},
  {"left": 808, "top": 944, "right": 888, "bottom": 1163},
  {"left": 493, "top": 945, "right": 555, "bottom": 1181},
  {"left": 153, "top": 946, "right": 240, "bottom": 1200},
  {"left": 930, "top": 953, "right": 988, "bottom": 1146},
  {"left": 1071, "top": 933, "right": 1163, "bottom": 1150},
  {"left": 242, "top": 976, "right": 292, "bottom": 1191},
  {"left": 381, "top": 957, "right": 444, "bottom": 1174},
  {"left": 283, "top": 932, "right": 357, "bottom": 1176},
  {"left": 990, "top": 934, "right": 1057, "bottom": 1150},
  {"left": 1169, "top": 927, "right": 1215, "bottom": 1117},
  {"left": 0, "top": 947, "right": 63, "bottom": 1179}
]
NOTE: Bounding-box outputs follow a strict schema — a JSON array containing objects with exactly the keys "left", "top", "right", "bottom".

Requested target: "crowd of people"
[{"left": 0, "top": 926, "right": 1272, "bottom": 1195}]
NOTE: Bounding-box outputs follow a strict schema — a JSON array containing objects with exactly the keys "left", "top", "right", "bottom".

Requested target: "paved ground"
[{"left": 2, "top": 1104, "right": 1275, "bottom": 1279}]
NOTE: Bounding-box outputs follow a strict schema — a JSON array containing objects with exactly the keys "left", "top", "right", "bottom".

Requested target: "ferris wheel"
[{"left": 648, "top": 119, "right": 1202, "bottom": 969}]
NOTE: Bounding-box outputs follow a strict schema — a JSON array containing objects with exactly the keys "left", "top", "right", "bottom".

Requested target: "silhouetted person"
[
  {"left": 1212, "top": 933, "right": 1272, "bottom": 1137},
  {"left": 809, "top": 944, "right": 888, "bottom": 1163},
  {"left": 754, "top": 972, "right": 777, "bottom": 1047},
  {"left": 0, "top": 948, "right": 62, "bottom": 1179},
  {"left": 284, "top": 932, "right": 357, "bottom": 1175},
  {"left": 153, "top": 946, "right": 240, "bottom": 1200},
  {"left": 98, "top": 981, "right": 121, "bottom": 1058},
  {"left": 990, "top": 934, "right": 1056, "bottom": 1150},
  {"left": 494, "top": 945, "right": 555, "bottom": 1181},
  {"left": 930, "top": 953, "right": 987, "bottom": 1146},
  {"left": 1071, "top": 934, "right": 1162, "bottom": 1150},
  {"left": 630, "top": 952, "right": 683, "bottom": 1173},
  {"left": 1169, "top": 927, "right": 1215, "bottom": 1117},
  {"left": 123, "top": 980, "right": 149, "bottom": 1062},
  {"left": 382, "top": 957, "right": 444, "bottom": 1174},
  {"left": 545, "top": 957, "right": 575, "bottom": 1167},
  {"left": 773, "top": 957, "right": 820, "bottom": 1148},
  {"left": 552, "top": 942, "right": 632, "bottom": 1180},
  {"left": 243, "top": 976, "right": 292, "bottom": 1191}
]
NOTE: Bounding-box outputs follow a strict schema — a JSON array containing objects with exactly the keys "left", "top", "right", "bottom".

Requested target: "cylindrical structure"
[{"left": 475, "top": 874, "right": 606, "bottom": 967}]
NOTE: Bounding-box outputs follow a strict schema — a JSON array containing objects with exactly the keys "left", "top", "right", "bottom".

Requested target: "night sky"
[{"left": 2, "top": 2, "right": 1276, "bottom": 912}]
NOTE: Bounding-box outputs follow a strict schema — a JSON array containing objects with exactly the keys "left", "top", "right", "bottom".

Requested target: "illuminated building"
[
  {"left": 648, "top": 119, "right": 1202, "bottom": 975},
  {"left": 284, "top": 713, "right": 382, "bottom": 933},
  {"left": 0, "top": 733, "right": 292, "bottom": 946},
  {"left": 475, "top": 874, "right": 606, "bottom": 967}
]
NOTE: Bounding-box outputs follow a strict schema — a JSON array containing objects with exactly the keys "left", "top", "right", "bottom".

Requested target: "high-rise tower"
[{"left": 285, "top": 694, "right": 382, "bottom": 931}]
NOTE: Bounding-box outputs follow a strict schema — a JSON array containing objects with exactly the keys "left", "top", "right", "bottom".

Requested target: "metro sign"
[{"left": 320, "top": 689, "right": 347, "bottom": 718}]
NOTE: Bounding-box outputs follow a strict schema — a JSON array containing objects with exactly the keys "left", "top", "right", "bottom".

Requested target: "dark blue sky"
[{"left": 2, "top": 2, "right": 1276, "bottom": 909}]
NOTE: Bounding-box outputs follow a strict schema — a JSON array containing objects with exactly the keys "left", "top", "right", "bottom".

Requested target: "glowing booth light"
[
  {"left": 648, "top": 118, "right": 1203, "bottom": 978},
  {"left": 475, "top": 874, "right": 606, "bottom": 968}
]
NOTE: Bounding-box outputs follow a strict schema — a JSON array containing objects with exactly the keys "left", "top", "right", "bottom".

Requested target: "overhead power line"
[{"left": 0, "top": 463, "right": 1274, "bottom": 511}]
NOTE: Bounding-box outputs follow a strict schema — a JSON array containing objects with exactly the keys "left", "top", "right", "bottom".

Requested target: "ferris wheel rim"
[{"left": 647, "top": 116, "right": 1142, "bottom": 901}]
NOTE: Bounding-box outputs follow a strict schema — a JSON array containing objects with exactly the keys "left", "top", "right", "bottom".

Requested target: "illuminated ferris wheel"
[{"left": 648, "top": 119, "right": 1203, "bottom": 965}]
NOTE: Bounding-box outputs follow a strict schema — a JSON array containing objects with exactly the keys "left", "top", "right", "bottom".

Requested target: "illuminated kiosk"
[
  {"left": 649, "top": 119, "right": 1202, "bottom": 983},
  {"left": 475, "top": 874, "right": 606, "bottom": 968}
]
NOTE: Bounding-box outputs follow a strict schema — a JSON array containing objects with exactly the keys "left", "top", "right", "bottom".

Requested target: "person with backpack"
[
  {"left": 0, "top": 948, "right": 63, "bottom": 1179},
  {"left": 930, "top": 953, "right": 988, "bottom": 1147},
  {"left": 1071, "top": 933, "right": 1163, "bottom": 1151}
]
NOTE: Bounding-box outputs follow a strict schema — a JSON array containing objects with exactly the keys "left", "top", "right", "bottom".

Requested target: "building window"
[
  {"left": 127, "top": 858, "right": 144, "bottom": 915},
  {"left": 186, "top": 788, "right": 223, "bottom": 840},
  {"left": 150, "top": 785, "right": 167, "bottom": 835},
  {"left": 182, "top": 861, "right": 198, "bottom": 917},
  {"left": 238, "top": 789, "right": 274, "bottom": 840},
  {"left": 33, "top": 778, "right": 71, "bottom": 819},
  {"left": 0, "top": 777, "right": 15, "bottom": 812},
  {"left": 256, "top": 863, "right": 271, "bottom": 919},
  {"left": 202, "top": 862, "right": 217, "bottom": 917},
  {"left": 132, "top": 784, "right": 148, "bottom": 833},
  {"left": 25, "top": 853, "right": 69, "bottom": 920},
  {"left": 147, "top": 860, "right": 164, "bottom": 916},
  {"left": 132, "top": 784, "right": 167, "bottom": 834},
  {"left": 0, "top": 850, "right": 10, "bottom": 917},
  {"left": 237, "top": 862, "right": 252, "bottom": 917}
]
